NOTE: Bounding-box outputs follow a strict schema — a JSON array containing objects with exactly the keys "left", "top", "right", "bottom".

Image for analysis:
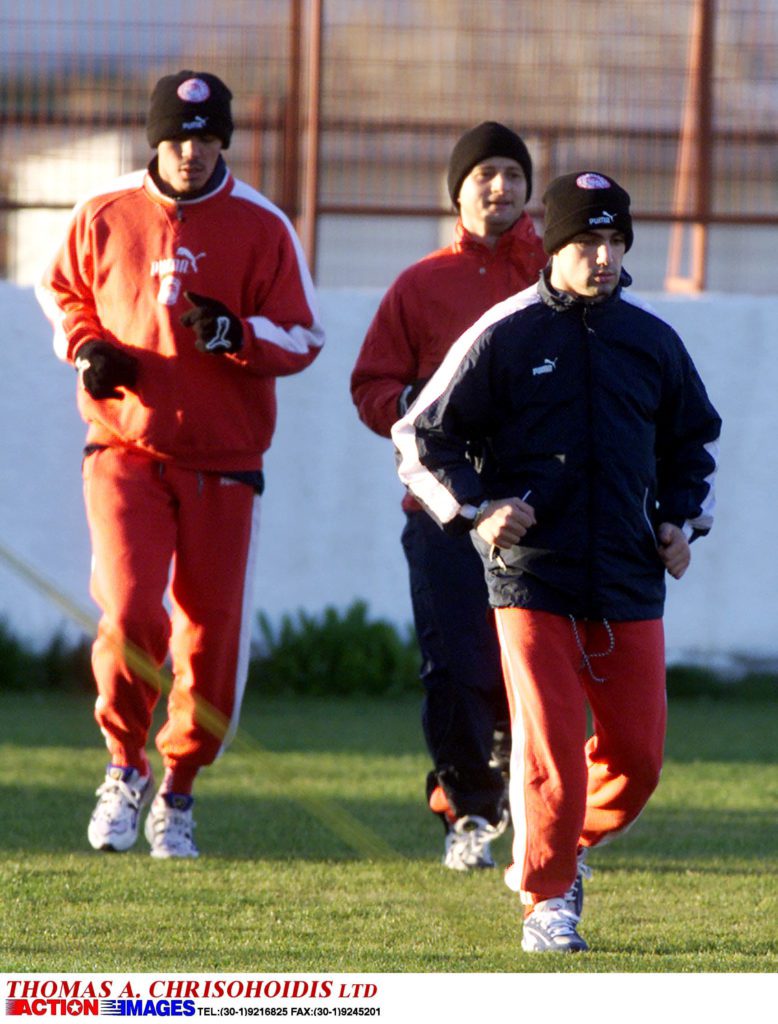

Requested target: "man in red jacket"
[
  {"left": 38, "top": 70, "right": 324, "bottom": 858},
  {"left": 351, "top": 123, "right": 546, "bottom": 869}
]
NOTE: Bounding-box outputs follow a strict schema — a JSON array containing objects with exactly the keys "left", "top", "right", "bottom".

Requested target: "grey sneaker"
[
  {"left": 564, "top": 847, "right": 592, "bottom": 919},
  {"left": 443, "top": 812, "right": 508, "bottom": 871},
  {"left": 522, "top": 897, "right": 589, "bottom": 953},
  {"left": 88, "top": 765, "right": 153, "bottom": 852},
  {"left": 144, "top": 793, "right": 199, "bottom": 859}
]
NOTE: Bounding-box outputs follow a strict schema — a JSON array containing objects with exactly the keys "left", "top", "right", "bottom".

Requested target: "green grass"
[{"left": 0, "top": 690, "right": 776, "bottom": 973}]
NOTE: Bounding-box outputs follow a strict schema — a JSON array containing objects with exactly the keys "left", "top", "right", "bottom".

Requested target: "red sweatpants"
[
  {"left": 494, "top": 608, "right": 667, "bottom": 905},
  {"left": 82, "top": 447, "right": 260, "bottom": 785}
]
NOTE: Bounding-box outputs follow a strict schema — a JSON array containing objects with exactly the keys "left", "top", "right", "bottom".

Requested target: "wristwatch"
[{"left": 471, "top": 500, "right": 491, "bottom": 529}]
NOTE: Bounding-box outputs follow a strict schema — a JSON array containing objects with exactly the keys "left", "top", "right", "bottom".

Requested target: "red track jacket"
[
  {"left": 38, "top": 167, "right": 324, "bottom": 472},
  {"left": 350, "top": 212, "right": 546, "bottom": 508}
]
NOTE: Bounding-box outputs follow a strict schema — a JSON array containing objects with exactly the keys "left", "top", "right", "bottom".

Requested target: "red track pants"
[
  {"left": 83, "top": 448, "right": 261, "bottom": 787},
  {"left": 494, "top": 608, "right": 667, "bottom": 905}
]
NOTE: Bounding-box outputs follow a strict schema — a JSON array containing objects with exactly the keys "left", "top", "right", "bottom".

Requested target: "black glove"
[
  {"left": 180, "top": 291, "right": 244, "bottom": 354},
  {"left": 74, "top": 340, "right": 139, "bottom": 399},
  {"left": 397, "top": 377, "right": 429, "bottom": 417}
]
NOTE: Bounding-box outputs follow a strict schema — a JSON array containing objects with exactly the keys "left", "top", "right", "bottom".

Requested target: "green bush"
[
  {"left": 247, "top": 600, "right": 421, "bottom": 697},
  {"left": 666, "top": 663, "right": 778, "bottom": 702},
  {"left": 0, "top": 618, "right": 40, "bottom": 689},
  {"left": 2, "top": 606, "right": 777, "bottom": 703},
  {"left": 0, "top": 619, "right": 92, "bottom": 692}
]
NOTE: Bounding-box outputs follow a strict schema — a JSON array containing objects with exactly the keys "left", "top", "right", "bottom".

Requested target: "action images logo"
[
  {"left": 102, "top": 1000, "right": 196, "bottom": 1017},
  {"left": 4, "top": 978, "right": 380, "bottom": 1016},
  {"left": 5, "top": 998, "right": 195, "bottom": 1017}
]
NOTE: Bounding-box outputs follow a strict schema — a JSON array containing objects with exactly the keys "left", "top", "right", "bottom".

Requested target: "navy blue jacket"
[{"left": 393, "top": 271, "right": 721, "bottom": 621}]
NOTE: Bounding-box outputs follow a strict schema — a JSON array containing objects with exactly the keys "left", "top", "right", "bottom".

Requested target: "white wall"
[
  {"left": 1, "top": 282, "right": 776, "bottom": 669},
  {"left": 9, "top": 131, "right": 137, "bottom": 286}
]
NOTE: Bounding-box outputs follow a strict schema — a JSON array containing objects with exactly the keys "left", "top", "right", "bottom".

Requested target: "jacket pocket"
[
  {"left": 471, "top": 528, "right": 528, "bottom": 570},
  {"left": 488, "top": 451, "right": 570, "bottom": 520}
]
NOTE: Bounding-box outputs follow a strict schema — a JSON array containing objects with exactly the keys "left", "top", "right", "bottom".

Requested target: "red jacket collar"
[{"left": 452, "top": 210, "right": 540, "bottom": 256}]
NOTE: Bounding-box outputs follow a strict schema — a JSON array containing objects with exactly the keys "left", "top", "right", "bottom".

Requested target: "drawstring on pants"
[{"left": 569, "top": 615, "right": 615, "bottom": 682}]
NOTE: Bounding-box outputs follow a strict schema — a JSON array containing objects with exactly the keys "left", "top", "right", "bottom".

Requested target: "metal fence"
[{"left": 1, "top": 0, "right": 776, "bottom": 290}]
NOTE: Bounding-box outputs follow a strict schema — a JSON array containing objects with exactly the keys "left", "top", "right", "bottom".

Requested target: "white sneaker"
[
  {"left": 443, "top": 813, "right": 508, "bottom": 871},
  {"left": 88, "top": 765, "right": 153, "bottom": 852},
  {"left": 144, "top": 793, "right": 199, "bottom": 859},
  {"left": 521, "top": 897, "right": 589, "bottom": 953}
]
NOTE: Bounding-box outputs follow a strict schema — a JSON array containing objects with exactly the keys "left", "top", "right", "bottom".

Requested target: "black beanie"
[
  {"left": 447, "top": 122, "right": 533, "bottom": 206},
  {"left": 146, "top": 70, "right": 234, "bottom": 149},
  {"left": 542, "top": 171, "right": 633, "bottom": 254}
]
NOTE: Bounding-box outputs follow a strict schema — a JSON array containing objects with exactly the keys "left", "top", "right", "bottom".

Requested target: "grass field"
[{"left": 1, "top": 689, "right": 776, "bottom": 974}]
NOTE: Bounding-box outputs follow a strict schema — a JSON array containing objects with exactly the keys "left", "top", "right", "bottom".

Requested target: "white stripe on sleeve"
[
  {"left": 685, "top": 437, "right": 719, "bottom": 535},
  {"left": 392, "top": 285, "right": 540, "bottom": 524},
  {"left": 231, "top": 180, "right": 325, "bottom": 355}
]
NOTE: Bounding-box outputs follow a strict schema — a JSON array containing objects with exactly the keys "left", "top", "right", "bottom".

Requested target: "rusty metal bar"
[
  {"left": 693, "top": 0, "right": 715, "bottom": 291},
  {"left": 313, "top": 204, "right": 778, "bottom": 226},
  {"left": 665, "top": 0, "right": 716, "bottom": 293},
  {"left": 0, "top": 111, "right": 771, "bottom": 151},
  {"left": 3, "top": 193, "right": 776, "bottom": 228},
  {"left": 281, "top": 0, "right": 303, "bottom": 220},
  {"left": 299, "top": 0, "right": 323, "bottom": 275}
]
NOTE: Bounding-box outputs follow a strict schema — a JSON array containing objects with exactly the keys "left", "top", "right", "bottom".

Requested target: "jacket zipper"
[
  {"left": 642, "top": 487, "right": 658, "bottom": 544},
  {"left": 581, "top": 305, "right": 597, "bottom": 611}
]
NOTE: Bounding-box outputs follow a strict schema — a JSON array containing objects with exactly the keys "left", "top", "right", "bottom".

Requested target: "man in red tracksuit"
[
  {"left": 351, "top": 123, "right": 546, "bottom": 870},
  {"left": 37, "top": 70, "right": 324, "bottom": 858}
]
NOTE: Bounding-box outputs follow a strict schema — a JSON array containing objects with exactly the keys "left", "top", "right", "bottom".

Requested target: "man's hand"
[
  {"left": 74, "top": 340, "right": 139, "bottom": 399},
  {"left": 180, "top": 291, "right": 244, "bottom": 354},
  {"left": 474, "top": 497, "right": 536, "bottom": 547},
  {"left": 657, "top": 522, "right": 691, "bottom": 579}
]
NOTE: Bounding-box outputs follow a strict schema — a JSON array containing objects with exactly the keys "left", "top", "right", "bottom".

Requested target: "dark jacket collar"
[
  {"left": 147, "top": 154, "right": 228, "bottom": 202},
  {"left": 538, "top": 266, "right": 633, "bottom": 312}
]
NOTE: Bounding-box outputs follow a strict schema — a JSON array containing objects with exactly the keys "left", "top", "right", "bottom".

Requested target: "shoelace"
[
  {"left": 562, "top": 853, "right": 593, "bottom": 918},
  {"left": 466, "top": 813, "right": 508, "bottom": 840},
  {"left": 94, "top": 777, "right": 143, "bottom": 812},
  {"left": 450, "top": 813, "right": 508, "bottom": 864},
  {"left": 540, "top": 909, "right": 580, "bottom": 938},
  {"left": 149, "top": 806, "right": 196, "bottom": 848},
  {"left": 532, "top": 900, "right": 581, "bottom": 936},
  {"left": 465, "top": 825, "right": 493, "bottom": 860},
  {"left": 564, "top": 857, "right": 593, "bottom": 897}
]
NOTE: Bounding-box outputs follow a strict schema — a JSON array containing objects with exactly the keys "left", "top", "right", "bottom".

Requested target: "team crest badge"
[
  {"left": 576, "top": 173, "right": 611, "bottom": 190},
  {"left": 177, "top": 78, "right": 211, "bottom": 103}
]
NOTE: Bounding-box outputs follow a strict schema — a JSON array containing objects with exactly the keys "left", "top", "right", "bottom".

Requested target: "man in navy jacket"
[{"left": 393, "top": 171, "right": 721, "bottom": 953}]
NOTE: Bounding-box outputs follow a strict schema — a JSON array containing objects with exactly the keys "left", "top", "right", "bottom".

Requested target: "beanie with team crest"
[
  {"left": 146, "top": 70, "right": 234, "bottom": 149},
  {"left": 542, "top": 171, "right": 633, "bottom": 254}
]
